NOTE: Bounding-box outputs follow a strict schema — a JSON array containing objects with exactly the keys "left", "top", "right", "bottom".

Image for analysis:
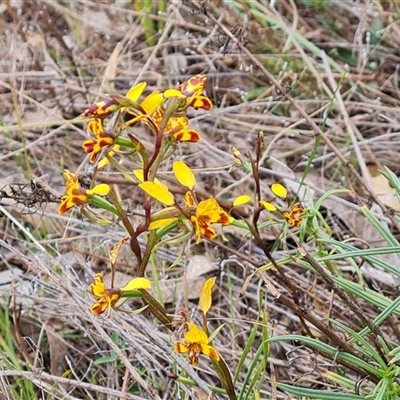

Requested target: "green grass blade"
[
  {"left": 276, "top": 383, "right": 366, "bottom": 399},
  {"left": 267, "top": 335, "right": 383, "bottom": 378}
]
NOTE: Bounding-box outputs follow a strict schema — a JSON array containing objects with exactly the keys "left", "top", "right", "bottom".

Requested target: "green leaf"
[
  {"left": 95, "top": 351, "right": 118, "bottom": 364},
  {"left": 267, "top": 335, "right": 383, "bottom": 378},
  {"left": 277, "top": 383, "right": 366, "bottom": 399}
]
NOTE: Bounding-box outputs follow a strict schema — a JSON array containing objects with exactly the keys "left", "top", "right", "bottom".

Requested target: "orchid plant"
[{"left": 59, "top": 74, "right": 306, "bottom": 399}]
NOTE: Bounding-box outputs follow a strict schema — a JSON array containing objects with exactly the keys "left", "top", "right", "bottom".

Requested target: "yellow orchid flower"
[
  {"left": 89, "top": 273, "right": 121, "bottom": 316},
  {"left": 174, "top": 322, "right": 219, "bottom": 366},
  {"left": 187, "top": 195, "right": 233, "bottom": 244},
  {"left": 82, "top": 119, "right": 115, "bottom": 163},
  {"left": 58, "top": 170, "right": 110, "bottom": 214},
  {"left": 81, "top": 82, "right": 163, "bottom": 122},
  {"left": 152, "top": 110, "right": 201, "bottom": 143},
  {"left": 164, "top": 75, "right": 213, "bottom": 111},
  {"left": 138, "top": 163, "right": 232, "bottom": 242},
  {"left": 260, "top": 183, "right": 304, "bottom": 227},
  {"left": 81, "top": 82, "right": 147, "bottom": 119},
  {"left": 89, "top": 273, "right": 151, "bottom": 317},
  {"left": 282, "top": 202, "right": 304, "bottom": 227}
]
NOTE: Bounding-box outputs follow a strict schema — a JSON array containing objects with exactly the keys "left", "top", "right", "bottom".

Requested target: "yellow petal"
[
  {"left": 173, "top": 161, "right": 196, "bottom": 189},
  {"left": 86, "top": 183, "right": 110, "bottom": 196},
  {"left": 271, "top": 183, "right": 287, "bottom": 198},
  {"left": 81, "top": 99, "right": 119, "bottom": 118},
  {"left": 185, "top": 323, "right": 208, "bottom": 345},
  {"left": 260, "top": 201, "right": 277, "bottom": 211},
  {"left": 140, "top": 92, "right": 163, "bottom": 114},
  {"left": 196, "top": 198, "right": 233, "bottom": 224},
  {"left": 133, "top": 170, "right": 168, "bottom": 189},
  {"left": 180, "top": 75, "right": 207, "bottom": 96},
  {"left": 172, "top": 129, "right": 201, "bottom": 143},
  {"left": 133, "top": 169, "right": 145, "bottom": 182},
  {"left": 97, "top": 158, "right": 110, "bottom": 169},
  {"left": 87, "top": 119, "right": 103, "bottom": 137},
  {"left": 148, "top": 218, "right": 178, "bottom": 229},
  {"left": 89, "top": 274, "right": 106, "bottom": 297},
  {"left": 199, "top": 277, "right": 216, "bottom": 316},
  {"left": 174, "top": 342, "right": 189, "bottom": 354},
  {"left": 64, "top": 170, "right": 79, "bottom": 188},
  {"left": 200, "top": 343, "right": 220, "bottom": 361},
  {"left": 120, "top": 277, "right": 151, "bottom": 291},
  {"left": 139, "top": 181, "right": 175, "bottom": 206},
  {"left": 164, "top": 89, "right": 186, "bottom": 98},
  {"left": 183, "top": 191, "right": 196, "bottom": 207},
  {"left": 232, "top": 195, "right": 251, "bottom": 206},
  {"left": 90, "top": 299, "right": 109, "bottom": 315},
  {"left": 194, "top": 219, "right": 217, "bottom": 243},
  {"left": 190, "top": 96, "right": 213, "bottom": 110},
  {"left": 126, "top": 82, "right": 147, "bottom": 101}
]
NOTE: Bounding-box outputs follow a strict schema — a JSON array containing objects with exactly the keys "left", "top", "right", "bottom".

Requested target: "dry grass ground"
[{"left": 2, "top": 1, "right": 400, "bottom": 399}]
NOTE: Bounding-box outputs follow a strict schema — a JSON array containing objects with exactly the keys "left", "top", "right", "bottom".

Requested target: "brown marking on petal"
[
  {"left": 199, "top": 215, "right": 211, "bottom": 222},
  {"left": 58, "top": 198, "right": 69, "bottom": 214},
  {"left": 292, "top": 218, "right": 302, "bottom": 227},
  {"left": 178, "top": 75, "right": 206, "bottom": 97},
  {"left": 90, "top": 299, "right": 108, "bottom": 315},
  {"left": 151, "top": 108, "right": 164, "bottom": 129},
  {"left": 173, "top": 130, "right": 200, "bottom": 143},
  {"left": 217, "top": 212, "right": 231, "bottom": 224},
  {"left": 98, "top": 138, "right": 114, "bottom": 147},
  {"left": 283, "top": 212, "right": 301, "bottom": 227},
  {"left": 81, "top": 99, "right": 119, "bottom": 119},
  {"left": 87, "top": 120, "right": 103, "bottom": 135},
  {"left": 283, "top": 203, "right": 304, "bottom": 226},
  {"left": 173, "top": 132, "right": 183, "bottom": 142},
  {"left": 185, "top": 130, "right": 201, "bottom": 143},
  {"left": 183, "top": 191, "right": 196, "bottom": 207},
  {"left": 188, "top": 353, "right": 199, "bottom": 366},
  {"left": 71, "top": 196, "right": 86, "bottom": 206},
  {"left": 71, "top": 187, "right": 87, "bottom": 198},
  {"left": 89, "top": 150, "right": 99, "bottom": 163},
  {"left": 186, "top": 76, "right": 206, "bottom": 94},
  {"left": 99, "top": 131, "right": 115, "bottom": 139},
  {"left": 82, "top": 140, "right": 95, "bottom": 153},
  {"left": 108, "top": 290, "right": 121, "bottom": 307},
  {"left": 100, "top": 99, "right": 118, "bottom": 112},
  {"left": 207, "top": 347, "right": 220, "bottom": 361},
  {"left": 81, "top": 103, "right": 101, "bottom": 117},
  {"left": 200, "top": 225, "right": 217, "bottom": 240},
  {"left": 190, "top": 97, "right": 213, "bottom": 110},
  {"left": 174, "top": 342, "right": 188, "bottom": 354},
  {"left": 66, "top": 172, "right": 79, "bottom": 185}
]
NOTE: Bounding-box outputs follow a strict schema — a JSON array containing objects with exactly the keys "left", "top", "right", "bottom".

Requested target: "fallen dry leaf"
[
  {"left": 158, "top": 255, "right": 218, "bottom": 303},
  {"left": 370, "top": 173, "right": 400, "bottom": 211}
]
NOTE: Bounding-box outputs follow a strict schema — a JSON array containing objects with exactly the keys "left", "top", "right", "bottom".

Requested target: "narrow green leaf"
[
  {"left": 267, "top": 335, "right": 383, "bottom": 378},
  {"left": 234, "top": 323, "right": 259, "bottom": 383},
  {"left": 95, "top": 353, "right": 118, "bottom": 364},
  {"left": 277, "top": 383, "right": 366, "bottom": 399}
]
